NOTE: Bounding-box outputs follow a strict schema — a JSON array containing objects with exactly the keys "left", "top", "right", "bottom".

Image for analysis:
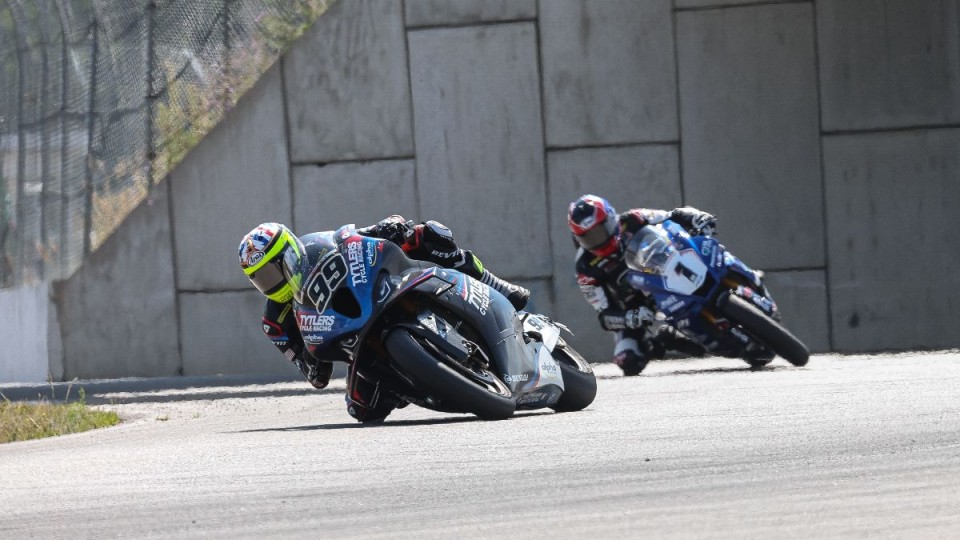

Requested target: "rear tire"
[
  {"left": 384, "top": 328, "right": 516, "bottom": 420},
  {"left": 718, "top": 294, "right": 809, "bottom": 367},
  {"left": 549, "top": 342, "right": 598, "bottom": 413}
]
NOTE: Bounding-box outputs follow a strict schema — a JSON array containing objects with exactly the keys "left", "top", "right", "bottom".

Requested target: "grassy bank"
[{"left": 0, "top": 391, "right": 120, "bottom": 443}]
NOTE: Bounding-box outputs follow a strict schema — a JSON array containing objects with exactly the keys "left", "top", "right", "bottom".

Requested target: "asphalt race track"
[{"left": 1, "top": 352, "right": 958, "bottom": 539}]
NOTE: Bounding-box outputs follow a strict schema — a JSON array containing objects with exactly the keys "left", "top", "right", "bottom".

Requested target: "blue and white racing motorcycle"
[
  {"left": 293, "top": 225, "right": 596, "bottom": 420},
  {"left": 623, "top": 220, "right": 809, "bottom": 368}
]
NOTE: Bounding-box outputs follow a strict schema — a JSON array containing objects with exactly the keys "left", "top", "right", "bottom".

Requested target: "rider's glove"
[
  {"left": 673, "top": 207, "right": 717, "bottom": 236},
  {"left": 375, "top": 215, "right": 415, "bottom": 246},
  {"left": 625, "top": 306, "right": 656, "bottom": 329},
  {"left": 599, "top": 307, "right": 655, "bottom": 331},
  {"left": 409, "top": 220, "right": 462, "bottom": 265},
  {"left": 691, "top": 212, "right": 716, "bottom": 236}
]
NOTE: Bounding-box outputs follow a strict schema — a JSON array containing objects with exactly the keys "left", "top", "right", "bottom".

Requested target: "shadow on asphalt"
[
  {"left": 231, "top": 410, "right": 551, "bottom": 432},
  {"left": 644, "top": 364, "right": 796, "bottom": 377},
  {"left": 0, "top": 374, "right": 324, "bottom": 405}
]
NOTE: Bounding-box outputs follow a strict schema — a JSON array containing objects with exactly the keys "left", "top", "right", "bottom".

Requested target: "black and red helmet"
[{"left": 567, "top": 194, "right": 620, "bottom": 257}]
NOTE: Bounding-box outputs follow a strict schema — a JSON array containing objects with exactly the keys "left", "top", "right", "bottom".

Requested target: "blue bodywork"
[
  {"left": 623, "top": 219, "right": 775, "bottom": 347},
  {"left": 292, "top": 225, "right": 563, "bottom": 409}
]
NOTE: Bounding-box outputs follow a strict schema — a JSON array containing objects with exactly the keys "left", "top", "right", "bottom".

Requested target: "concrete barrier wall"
[{"left": 5, "top": 0, "right": 958, "bottom": 381}]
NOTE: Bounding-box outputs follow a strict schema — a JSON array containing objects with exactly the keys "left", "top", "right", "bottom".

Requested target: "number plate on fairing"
[{"left": 522, "top": 313, "right": 560, "bottom": 351}]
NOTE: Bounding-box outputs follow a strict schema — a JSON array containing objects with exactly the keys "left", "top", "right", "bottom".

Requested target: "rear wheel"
[
  {"left": 384, "top": 328, "right": 516, "bottom": 420},
  {"left": 717, "top": 294, "right": 809, "bottom": 367},
  {"left": 549, "top": 341, "right": 598, "bottom": 413}
]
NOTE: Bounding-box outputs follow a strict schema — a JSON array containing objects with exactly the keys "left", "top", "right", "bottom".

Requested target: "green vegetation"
[{"left": 0, "top": 390, "right": 121, "bottom": 444}]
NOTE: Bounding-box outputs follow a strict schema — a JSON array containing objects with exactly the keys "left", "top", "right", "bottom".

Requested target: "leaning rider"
[
  {"left": 567, "top": 194, "right": 723, "bottom": 376},
  {"left": 238, "top": 216, "right": 530, "bottom": 422}
]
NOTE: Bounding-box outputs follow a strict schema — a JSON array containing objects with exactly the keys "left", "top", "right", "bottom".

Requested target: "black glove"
[
  {"left": 374, "top": 215, "right": 415, "bottom": 246},
  {"left": 599, "top": 307, "right": 655, "bottom": 331},
  {"left": 673, "top": 207, "right": 717, "bottom": 236},
  {"left": 410, "top": 220, "right": 462, "bottom": 265}
]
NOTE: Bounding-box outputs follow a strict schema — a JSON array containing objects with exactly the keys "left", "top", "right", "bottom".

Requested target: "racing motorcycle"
[
  {"left": 293, "top": 225, "right": 597, "bottom": 420},
  {"left": 622, "top": 220, "right": 809, "bottom": 368}
]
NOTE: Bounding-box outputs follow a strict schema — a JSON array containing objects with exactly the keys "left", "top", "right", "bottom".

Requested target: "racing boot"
[
  {"left": 455, "top": 250, "right": 530, "bottom": 311},
  {"left": 614, "top": 349, "right": 648, "bottom": 377},
  {"left": 294, "top": 356, "right": 333, "bottom": 390}
]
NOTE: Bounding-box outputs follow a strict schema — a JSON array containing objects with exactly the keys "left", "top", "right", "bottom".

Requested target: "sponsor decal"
[
  {"left": 577, "top": 275, "right": 596, "bottom": 286},
  {"left": 504, "top": 373, "right": 530, "bottom": 383},
  {"left": 430, "top": 249, "right": 459, "bottom": 261},
  {"left": 661, "top": 295, "right": 682, "bottom": 312},
  {"left": 240, "top": 225, "right": 277, "bottom": 268},
  {"left": 346, "top": 240, "right": 367, "bottom": 286},
  {"left": 700, "top": 242, "right": 712, "bottom": 257},
  {"left": 298, "top": 313, "right": 336, "bottom": 332},
  {"left": 466, "top": 277, "right": 491, "bottom": 315},
  {"left": 365, "top": 241, "right": 378, "bottom": 266},
  {"left": 304, "top": 334, "right": 325, "bottom": 344},
  {"left": 517, "top": 392, "right": 545, "bottom": 405}
]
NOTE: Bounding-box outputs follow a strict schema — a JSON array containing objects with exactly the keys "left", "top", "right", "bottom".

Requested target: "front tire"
[
  {"left": 717, "top": 294, "right": 809, "bottom": 367},
  {"left": 384, "top": 328, "right": 516, "bottom": 420},
  {"left": 549, "top": 341, "right": 598, "bottom": 413}
]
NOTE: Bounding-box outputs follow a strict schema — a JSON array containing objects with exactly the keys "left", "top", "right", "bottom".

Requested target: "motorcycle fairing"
[
  {"left": 392, "top": 272, "right": 562, "bottom": 403},
  {"left": 623, "top": 219, "right": 779, "bottom": 355}
]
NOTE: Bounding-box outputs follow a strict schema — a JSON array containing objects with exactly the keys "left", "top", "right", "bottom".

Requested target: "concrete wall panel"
[
  {"left": 824, "top": 130, "right": 960, "bottom": 351},
  {"left": 292, "top": 160, "right": 417, "bottom": 234},
  {"left": 540, "top": 0, "right": 678, "bottom": 147},
  {"left": 54, "top": 186, "right": 179, "bottom": 379},
  {"left": 818, "top": 0, "right": 960, "bottom": 131},
  {"left": 179, "top": 290, "right": 297, "bottom": 377},
  {"left": 405, "top": 0, "right": 535, "bottom": 27},
  {"left": 409, "top": 23, "right": 549, "bottom": 278},
  {"left": 170, "top": 64, "right": 291, "bottom": 292},
  {"left": 763, "top": 270, "right": 830, "bottom": 354},
  {"left": 546, "top": 145, "right": 683, "bottom": 361},
  {"left": 285, "top": 0, "right": 412, "bottom": 163},
  {"left": 0, "top": 285, "right": 54, "bottom": 383},
  {"left": 676, "top": 0, "right": 797, "bottom": 8},
  {"left": 677, "top": 4, "right": 823, "bottom": 270}
]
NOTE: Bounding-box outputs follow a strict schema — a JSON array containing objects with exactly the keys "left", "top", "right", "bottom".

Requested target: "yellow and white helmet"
[{"left": 238, "top": 222, "right": 304, "bottom": 303}]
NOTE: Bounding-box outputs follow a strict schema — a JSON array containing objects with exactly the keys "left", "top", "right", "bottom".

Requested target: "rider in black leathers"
[
  {"left": 238, "top": 216, "right": 529, "bottom": 422},
  {"left": 567, "top": 194, "right": 725, "bottom": 376}
]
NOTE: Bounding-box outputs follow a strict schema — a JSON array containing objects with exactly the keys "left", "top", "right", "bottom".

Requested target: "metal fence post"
[
  {"left": 146, "top": 0, "right": 156, "bottom": 189},
  {"left": 83, "top": 18, "right": 98, "bottom": 258},
  {"left": 12, "top": 11, "right": 26, "bottom": 285},
  {"left": 57, "top": 3, "right": 69, "bottom": 278}
]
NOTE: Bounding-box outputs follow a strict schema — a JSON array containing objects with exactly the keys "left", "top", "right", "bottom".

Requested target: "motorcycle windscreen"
[{"left": 624, "top": 228, "right": 674, "bottom": 274}]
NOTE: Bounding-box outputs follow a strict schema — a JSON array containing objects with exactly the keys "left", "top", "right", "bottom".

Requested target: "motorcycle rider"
[
  {"left": 567, "top": 194, "right": 725, "bottom": 376},
  {"left": 238, "top": 215, "right": 530, "bottom": 422}
]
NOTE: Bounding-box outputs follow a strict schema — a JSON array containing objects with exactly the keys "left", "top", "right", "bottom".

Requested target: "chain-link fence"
[{"left": 0, "top": 0, "right": 334, "bottom": 289}]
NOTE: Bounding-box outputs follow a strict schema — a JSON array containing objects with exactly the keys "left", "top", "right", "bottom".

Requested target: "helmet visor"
[
  {"left": 575, "top": 219, "right": 617, "bottom": 252},
  {"left": 248, "top": 257, "right": 289, "bottom": 301}
]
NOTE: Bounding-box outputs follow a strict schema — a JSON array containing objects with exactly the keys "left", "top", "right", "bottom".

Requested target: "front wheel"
[
  {"left": 549, "top": 341, "right": 598, "bottom": 413},
  {"left": 717, "top": 294, "right": 809, "bottom": 367},
  {"left": 384, "top": 329, "right": 516, "bottom": 420}
]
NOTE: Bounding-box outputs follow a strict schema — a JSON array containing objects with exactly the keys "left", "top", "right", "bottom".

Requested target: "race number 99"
[{"left": 305, "top": 253, "right": 348, "bottom": 311}]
